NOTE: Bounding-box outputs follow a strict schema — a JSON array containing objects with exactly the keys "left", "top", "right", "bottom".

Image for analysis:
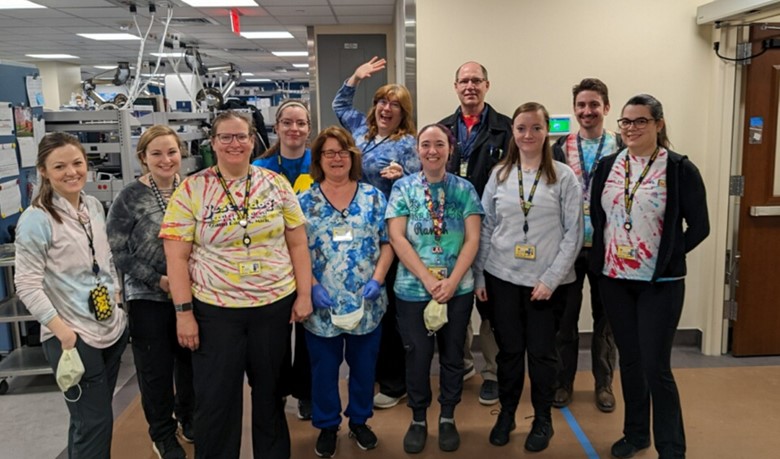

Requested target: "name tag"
[
  {"left": 583, "top": 202, "right": 590, "bottom": 216},
  {"left": 459, "top": 161, "right": 468, "bottom": 177},
  {"left": 332, "top": 226, "right": 353, "bottom": 242},
  {"left": 428, "top": 266, "right": 448, "bottom": 280},
  {"left": 616, "top": 245, "right": 636, "bottom": 260},
  {"left": 238, "top": 261, "right": 262, "bottom": 276},
  {"left": 515, "top": 244, "right": 536, "bottom": 260}
]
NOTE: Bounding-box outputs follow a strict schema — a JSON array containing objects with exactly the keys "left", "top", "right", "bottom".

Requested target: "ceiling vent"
[{"left": 170, "top": 17, "right": 219, "bottom": 25}]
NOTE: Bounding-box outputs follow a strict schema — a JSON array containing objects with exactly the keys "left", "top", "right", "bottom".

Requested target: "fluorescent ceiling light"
[
  {"left": 272, "top": 51, "right": 307, "bottom": 57},
  {"left": 246, "top": 78, "right": 271, "bottom": 82},
  {"left": 78, "top": 33, "right": 140, "bottom": 41},
  {"left": 0, "top": 1, "right": 45, "bottom": 9},
  {"left": 240, "top": 31, "right": 293, "bottom": 39},
  {"left": 181, "top": 0, "right": 258, "bottom": 6},
  {"left": 94, "top": 65, "right": 117, "bottom": 69},
  {"left": 241, "top": 72, "right": 254, "bottom": 76},
  {"left": 151, "top": 52, "right": 185, "bottom": 58},
  {"left": 141, "top": 73, "right": 166, "bottom": 77},
  {"left": 292, "top": 63, "right": 308, "bottom": 68},
  {"left": 26, "top": 54, "right": 79, "bottom": 59}
]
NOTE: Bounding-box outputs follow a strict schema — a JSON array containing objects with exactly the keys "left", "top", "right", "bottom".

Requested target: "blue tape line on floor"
[{"left": 561, "top": 406, "right": 600, "bottom": 458}]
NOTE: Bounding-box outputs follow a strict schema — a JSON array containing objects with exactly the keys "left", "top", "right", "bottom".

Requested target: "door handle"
[{"left": 749, "top": 206, "right": 780, "bottom": 217}]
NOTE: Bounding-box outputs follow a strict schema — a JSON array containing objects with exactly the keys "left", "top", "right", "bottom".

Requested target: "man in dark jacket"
[{"left": 439, "top": 61, "right": 511, "bottom": 405}]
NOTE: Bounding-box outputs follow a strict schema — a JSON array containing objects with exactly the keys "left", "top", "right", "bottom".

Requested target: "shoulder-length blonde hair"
[
  {"left": 365, "top": 84, "right": 416, "bottom": 141},
  {"left": 136, "top": 125, "right": 184, "bottom": 173},
  {"left": 310, "top": 126, "right": 363, "bottom": 183},
  {"left": 496, "top": 102, "right": 557, "bottom": 185}
]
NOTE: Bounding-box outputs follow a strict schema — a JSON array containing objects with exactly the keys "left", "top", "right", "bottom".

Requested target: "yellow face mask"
[
  {"left": 330, "top": 298, "right": 365, "bottom": 331},
  {"left": 424, "top": 299, "right": 448, "bottom": 334},
  {"left": 56, "top": 347, "right": 84, "bottom": 402}
]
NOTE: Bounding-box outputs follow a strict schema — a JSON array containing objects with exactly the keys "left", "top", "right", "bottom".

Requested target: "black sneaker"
[
  {"left": 403, "top": 422, "right": 427, "bottom": 454},
  {"left": 524, "top": 418, "right": 554, "bottom": 452},
  {"left": 298, "top": 398, "right": 312, "bottom": 421},
  {"left": 348, "top": 422, "right": 378, "bottom": 450},
  {"left": 489, "top": 410, "right": 516, "bottom": 446},
  {"left": 178, "top": 419, "right": 194, "bottom": 443},
  {"left": 438, "top": 420, "right": 460, "bottom": 452},
  {"left": 315, "top": 428, "right": 338, "bottom": 458},
  {"left": 611, "top": 437, "right": 651, "bottom": 458},
  {"left": 153, "top": 435, "right": 187, "bottom": 459}
]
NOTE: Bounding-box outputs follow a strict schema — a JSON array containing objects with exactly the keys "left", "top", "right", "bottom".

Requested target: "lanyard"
[
  {"left": 623, "top": 147, "right": 659, "bottom": 231},
  {"left": 214, "top": 166, "right": 253, "bottom": 248},
  {"left": 517, "top": 165, "right": 543, "bottom": 242},
  {"left": 276, "top": 153, "right": 303, "bottom": 185},
  {"left": 77, "top": 214, "right": 101, "bottom": 280},
  {"left": 148, "top": 175, "right": 179, "bottom": 213},
  {"left": 421, "top": 172, "right": 446, "bottom": 242},
  {"left": 362, "top": 135, "right": 389, "bottom": 155},
  {"left": 576, "top": 133, "right": 606, "bottom": 194}
]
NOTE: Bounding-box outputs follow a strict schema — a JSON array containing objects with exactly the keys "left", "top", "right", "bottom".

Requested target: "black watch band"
[{"left": 174, "top": 302, "right": 193, "bottom": 312}]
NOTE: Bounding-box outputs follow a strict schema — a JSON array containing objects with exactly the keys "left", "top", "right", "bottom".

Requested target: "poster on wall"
[
  {"left": 14, "top": 106, "right": 33, "bottom": 137},
  {"left": 25, "top": 76, "right": 44, "bottom": 107}
]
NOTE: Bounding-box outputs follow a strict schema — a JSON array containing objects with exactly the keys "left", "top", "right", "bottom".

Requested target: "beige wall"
[
  {"left": 36, "top": 62, "right": 81, "bottom": 110},
  {"left": 416, "top": 0, "right": 727, "bottom": 353}
]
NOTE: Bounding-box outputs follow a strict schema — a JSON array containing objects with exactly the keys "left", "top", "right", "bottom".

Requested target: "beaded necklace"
[{"left": 148, "top": 175, "right": 180, "bottom": 213}]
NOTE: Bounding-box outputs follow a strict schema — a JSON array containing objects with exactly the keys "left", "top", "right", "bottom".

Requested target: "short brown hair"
[
  {"left": 572, "top": 78, "right": 610, "bottom": 107},
  {"left": 366, "top": 84, "right": 416, "bottom": 141},
  {"left": 33, "top": 132, "right": 87, "bottom": 224},
  {"left": 211, "top": 110, "right": 257, "bottom": 137},
  {"left": 136, "top": 125, "right": 183, "bottom": 173},
  {"left": 310, "top": 126, "right": 362, "bottom": 183}
]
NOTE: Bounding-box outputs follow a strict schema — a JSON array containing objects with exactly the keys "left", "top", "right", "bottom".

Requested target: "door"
[{"left": 732, "top": 24, "right": 780, "bottom": 356}]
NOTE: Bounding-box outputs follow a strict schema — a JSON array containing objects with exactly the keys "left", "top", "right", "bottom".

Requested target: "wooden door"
[{"left": 732, "top": 24, "right": 780, "bottom": 356}]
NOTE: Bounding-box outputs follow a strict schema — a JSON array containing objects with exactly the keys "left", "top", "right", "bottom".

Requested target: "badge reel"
[{"left": 333, "top": 226, "right": 353, "bottom": 242}]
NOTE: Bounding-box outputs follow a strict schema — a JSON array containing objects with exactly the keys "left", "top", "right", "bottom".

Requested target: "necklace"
[
  {"left": 148, "top": 175, "right": 179, "bottom": 213},
  {"left": 214, "top": 166, "right": 253, "bottom": 249}
]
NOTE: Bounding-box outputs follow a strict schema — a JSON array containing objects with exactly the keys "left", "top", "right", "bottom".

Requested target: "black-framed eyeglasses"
[
  {"left": 617, "top": 117, "right": 654, "bottom": 130},
  {"left": 456, "top": 77, "right": 486, "bottom": 86},
  {"left": 215, "top": 133, "right": 251, "bottom": 144},
  {"left": 322, "top": 149, "right": 351, "bottom": 159}
]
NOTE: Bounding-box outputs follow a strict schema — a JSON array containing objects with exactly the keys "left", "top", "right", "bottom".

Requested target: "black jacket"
[
  {"left": 440, "top": 104, "right": 512, "bottom": 197},
  {"left": 589, "top": 150, "right": 710, "bottom": 281}
]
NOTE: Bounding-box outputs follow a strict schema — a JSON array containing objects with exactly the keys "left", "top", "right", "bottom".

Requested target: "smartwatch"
[{"left": 174, "top": 302, "right": 193, "bottom": 312}]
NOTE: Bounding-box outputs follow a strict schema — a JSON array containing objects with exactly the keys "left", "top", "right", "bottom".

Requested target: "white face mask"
[
  {"left": 56, "top": 347, "right": 84, "bottom": 402},
  {"left": 330, "top": 298, "right": 365, "bottom": 331},
  {"left": 424, "top": 299, "right": 448, "bottom": 334}
]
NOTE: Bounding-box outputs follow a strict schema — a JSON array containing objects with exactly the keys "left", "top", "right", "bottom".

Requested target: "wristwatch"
[{"left": 174, "top": 302, "right": 193, "bottom": 312}]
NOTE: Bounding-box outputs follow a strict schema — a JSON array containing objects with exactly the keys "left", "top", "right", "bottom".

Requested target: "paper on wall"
[
  {"left": 18, "top": 137, "right": 36, "bottom": 168},
  {"left": 0, "top": 104, "right": 12, "bottom": 136},
  {"left": 0, "top": 180, "right": 22, "bottom": 218},
  {"left": 0, "top": 143, "right": 20, "bottom": 179}
]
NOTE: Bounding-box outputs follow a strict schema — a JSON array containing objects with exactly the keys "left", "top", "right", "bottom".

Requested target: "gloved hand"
[
  {"left": 312, "top": 284, "right": 334, "bottom": 309},
  {"left": 362, "top": 279, "right": 381, "bottom": 301}
]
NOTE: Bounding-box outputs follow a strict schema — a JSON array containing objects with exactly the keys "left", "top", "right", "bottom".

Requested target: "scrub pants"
[
  {"left": 43, "top": 326, "right": 129, "bottom": 459},
  {"left": 374, "top": 258, "right": 406, "bottom": 398}
]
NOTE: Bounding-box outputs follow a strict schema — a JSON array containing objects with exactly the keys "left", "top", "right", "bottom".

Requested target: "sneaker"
[
  {"left": 373, "top": 392, "right": 406, "bottom": 409},
  {"left": 178, "top": 419, "right": 194, "bottom": 444},
  {"left": 348, "top": 422, "right": 378, "bottom": 450},
  {"left": 553, "top": 386, "right": 572, "bottom": 408},
  {"left": 524, "top": 418, "right": 554, "bottom": 452},
  {"left": 489, "top": 410, "right": 516, "bottom": 446},
  {"left": 478, "top": 380, "right": 499, "bottom": 405},
  {"left": 438, "top": 419, "right": 460, "bottom": 452},
  {"left": 462, "top": 365, "right": 476, "bottom": 381},
  {"left": 153, "top": 435, "right": 187, "bottom": 459},
  {"left": 298, "top": 398, "right": 313, "bottom": 420},
  {"left": 611, "top": 437, "right": 651, "bottom": 458},
  {"left": 596, "top": 386, "right": 616, "bottom": 413},
  {"left": 403, "top": 422, "right": 427, "bottom": 454},
  {"left": 315, "top": 428, "right": 338, "bottom": 458}
]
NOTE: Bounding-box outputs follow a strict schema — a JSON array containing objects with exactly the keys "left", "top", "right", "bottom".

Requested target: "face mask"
[
  {"left": 424, "top": 299, "right": 449, "bottom": 334},
  {"left": 56, "top": 347, "right": 84, "bottom": 402},
  {"left": 330, "top": 298, "right": 365, "bottom": 331}
]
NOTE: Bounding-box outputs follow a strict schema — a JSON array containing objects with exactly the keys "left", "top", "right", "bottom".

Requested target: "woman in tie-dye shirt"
[{"left": 590, "top": 94, "right": 709, "bottom": 459}]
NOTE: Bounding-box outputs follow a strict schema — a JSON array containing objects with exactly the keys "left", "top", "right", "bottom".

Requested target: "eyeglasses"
[
  {"left": 322, "top": 149, "right": 351, "bottom": 159},
  {"left": 215, "top": 133, "right": 251, "bottom": 144},
  {"left": 456, "top": 77, "right": 486, "bottom": 86},
  {"left": 278, "top": 119, "right": 309, "bottom": 129},
  {"left": 617, "top": 117, "right": 654, "bottom": 130},
  {"left": 376, "top": 99, "right": 401, "bottom": 110}
]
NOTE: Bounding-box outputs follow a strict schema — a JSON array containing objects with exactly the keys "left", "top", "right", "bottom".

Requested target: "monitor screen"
[{"left": 549, "top": 115, "right": 571, "bottom": 136}]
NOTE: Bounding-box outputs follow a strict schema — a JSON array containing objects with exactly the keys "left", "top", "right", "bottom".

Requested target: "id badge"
[
  {"left": 616, "top": 245, "right": 636, "bottom": 260},
  {"left": 514, "top": 244, "right": 536, "bottom": 260},
  {"left": 238, "top": 261, "right": 262, "bottom": 276},
  {"left": 583, "top": 202, "right": 590, "bottom": 216},
  {"left": 459, "top": 161, "right": 468, "bottom": 177},
  {"left": 332, "top": 226, "right": 354, "bottom": 242},
  {"left": 658, "top": 179, "right": 666, "bottom": 187},
  {"left": 428, "top": 266, "right": 448, "bottom": 280}
]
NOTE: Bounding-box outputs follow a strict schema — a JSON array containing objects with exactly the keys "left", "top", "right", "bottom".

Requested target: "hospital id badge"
[
  {"left": 238, "top": 261, "right": 262, "bottom": 276},
  {"left": 515, "top": 244, "right": 536, "bottom": 260},
  {"left": 583, "top": 202, "right": 590, "bottom": 216},
  {"left": 428, "top": 266, "right": 448, "bottom": 280},
  {"left": 616, "top": 245, "right": 636, "bottom": 260},
  {"left": 332, "top": 226, "right": 353, "bottom": 242},
  {"left": 459, "top": 161, "right": 468, "bottom": 177}
]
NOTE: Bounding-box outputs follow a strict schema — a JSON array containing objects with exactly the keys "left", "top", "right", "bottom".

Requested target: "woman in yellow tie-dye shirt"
[{"left": 160, "top": 111, "right": 313, "bottom": 459}]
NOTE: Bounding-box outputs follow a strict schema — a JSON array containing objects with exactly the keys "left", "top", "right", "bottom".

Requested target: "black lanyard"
[
  {"left": 517, "top": 165, "right": 543, "bottom": 242},
  {"left": 214, "top": 166, "right": 253, "bottom": 248},
  {"left": 421, "top": 172, "right": 446, "bottom": 242},
  {"left": 362, "top": 135, "right": 389, "bottom": 156},
  {"left": 623, "top": 147, "right": 659, "bottom": 231},
  {"left": 149, "top": 175, "right": 179, "bottom": 213},
  {"left": 78, "top": 214, "right": 100, "bottom": 279},
  {"left": 576, "top": 133, "right": 606, "bottom": 194}
]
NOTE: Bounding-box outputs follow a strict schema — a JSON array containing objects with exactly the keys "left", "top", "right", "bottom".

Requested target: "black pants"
[
  {"left": 43, "top": 326, "right": 129, "bottom": 459},
  {"left": 128, "top": 299, "right": 194, "bottom": 442},
  {"left": 599, "top": 276, "right": 686, "bottom": 459},
  {"left": 375, "top": 258, "right": 406, "bottom": 397},
  {"left": 192, "top": 294, "right": 294, "bottom": 459},
  {"left": 280, "top": 321, "right": 311, "bottom": 401},
  {"left": 554, "top": 249, "right": 616, "bottom": 389},
  {"left": 486, "top": 271, "right": 559, "bottom": 420},
  {"left": 396, "top": 293, "right": 473, "bottom": 421}
]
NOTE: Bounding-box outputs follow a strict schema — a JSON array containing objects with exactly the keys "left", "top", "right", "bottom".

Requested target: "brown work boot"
[
  {"left": 553, "top": 386, "right": 572, "bottom": 408},
  {"left": 596, "top": 386, "right": 616, "bottom": 412}
]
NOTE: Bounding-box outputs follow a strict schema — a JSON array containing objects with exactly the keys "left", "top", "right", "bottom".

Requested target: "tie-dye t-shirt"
[
  {"left": 160, "top": 166, "right": 306, "bottom": 307},
  {"left": 560, "top": 131, "right": 621, "bottom": 246},
  {"left": 601, "top": 148, "right": 668, "bottom": 281},
  {"left": 385, "top": 172, "right": 484, "bottom": 301},
  {"left": 298, "top": 182, "right": 388, "bottom": 337}
]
